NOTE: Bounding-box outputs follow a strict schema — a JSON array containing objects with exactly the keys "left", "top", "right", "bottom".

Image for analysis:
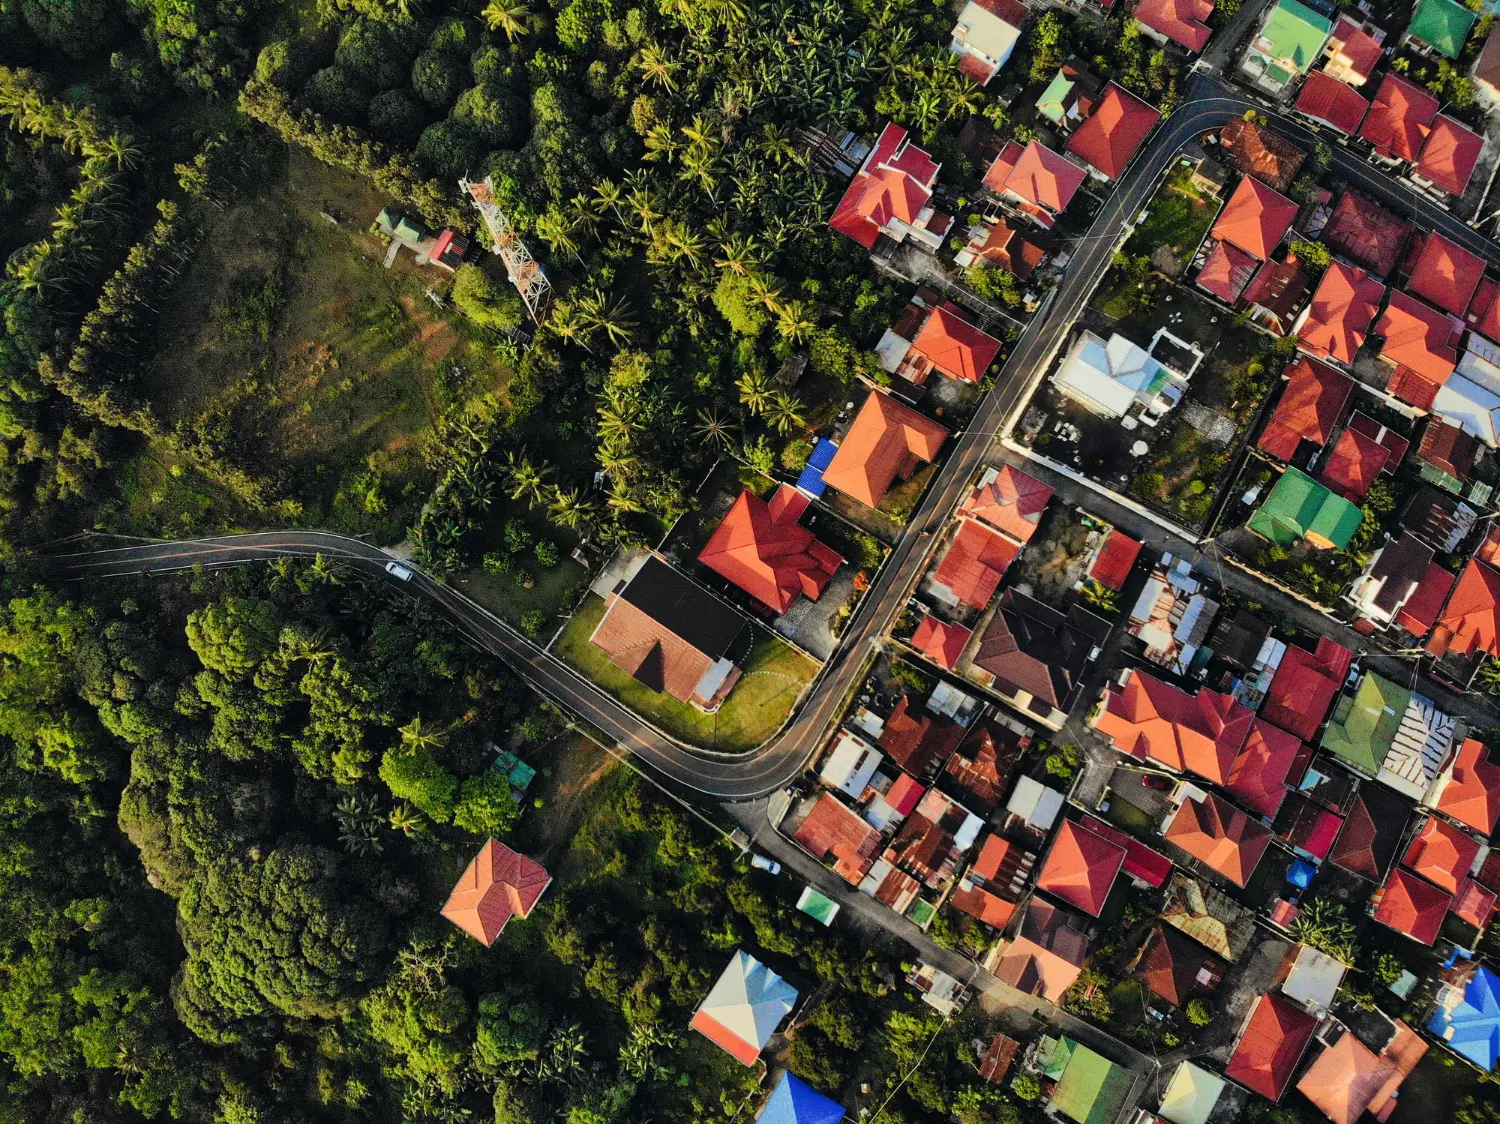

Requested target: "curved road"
[{"left": 44, "top": 78, "right": 1487, "bottom": 800}]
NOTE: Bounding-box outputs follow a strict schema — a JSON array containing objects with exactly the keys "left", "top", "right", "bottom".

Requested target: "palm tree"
[
  {"left": 482, "top": 0, "right": 533, "bottom": 40},
  {"left": 547, "top": 300, "right": 594, "bottom": 352},
  {"left": 625, "top": 186, "right": 665, "bottom": 232},
  {"left": 693, "top": 408, "right": 737, "bottom": 451},
  {"left": 399, "top": 716, "right": 446, "bottom": 752},
  {"left": 579, "top": 292, "right": 635, "bottom": 348},
  {"left": 764, "top": 392, "right": 805, "bottom": 436},
  {"left": 642, "top": 123, "right": 681, "bottom": 164},
  {"left": 98, "top": 132, "right": 142, "bottom": 170},
  {"left": 592, "top": 178, "right": 624, "bottom": 224},
  {"left": 389, "top": 801, "right": 426, "bottom": 839},
  {"left": 534, "top": 210, "right": 582, "bottom": 264},
  {"left": 736, "top": 369, "right": 773, "bottom": 415},
  {"left": 636, "top": 43, "right": 679, "bottom": 91},
  {"left": 1477, "top": 658, "right": 1500, "bottom": 695},
  {"left": 774, "top": 298, "right": 815, "bottom": 344},
  {"left": 504, "top": 451, "right": 553, "bottom": 508},
  {"left": 548, "top": 486, "right": 596, "bottom": 533}
]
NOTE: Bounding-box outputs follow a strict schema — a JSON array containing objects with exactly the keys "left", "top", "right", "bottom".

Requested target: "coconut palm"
[
  {"left": 578, "top": 291, "right": 635, "bottom": 348},
  {"left": 636, "top": 43, "right": 679, "bottom": 91},
  {"left": 764, "top": 392, "right": 805, "bottom": 436},
  {"left": 774, "top": 298, "right": 815, "bottom": 344},
  {"left": 399, "top": 715, "right": 446, "bottom": 752},
  {"left": 504, "top": 451, "right": 553, "bottom": 508},
  {"left": 389, "top": 801, "right": 426, "bottom": 839},
  {"left": 547, "top": 300, "right": 594, "bottom": 352},
  {"left": 592, "top": 178, "right": 624, "bottom": 224},
  {"left": 482, "top": 0, "right": 533, "bottom": 40},
  {"left": 736, "top": 369, "right": 773, "bottom": 415},
  {"left": 642, "top": 123, "right": 681, "bottom": 164},
  {"left": 534, "top": 210, "right": 582, "bottom": 263},
  {"left": 693, "top": 408, "right": 738, "bottom": 451},
  {"left": 548, "top": 486, "right": 596, "bottom": 533}
]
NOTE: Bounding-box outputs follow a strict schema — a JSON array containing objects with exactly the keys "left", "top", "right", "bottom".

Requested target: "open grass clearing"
[{"left": 1125, "top": 166, "right": 1222, "bottom": 277}]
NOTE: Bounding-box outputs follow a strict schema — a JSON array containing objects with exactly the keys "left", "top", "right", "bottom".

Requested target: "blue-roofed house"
[
  {"left": 796, "top": 438, "right": 840, "bottom": 498},
  {"left": 758, "top": 1072, "right": 845, "bottom": 1124},
  {"left": 1428, "top": 963, "right": 1500, "bottom": 1071}
]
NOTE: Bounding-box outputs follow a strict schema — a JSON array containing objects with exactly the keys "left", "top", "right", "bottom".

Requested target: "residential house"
[
  {"left": 1240, "top": 0, "right": 1334, "bottom": 95},
  {"left": 1162, "top": 789, "right": 1274, "bottom": 888},
  {"left": 1413, "top": 419, "right": 1482, "bottom": 493},
  {"left": 953, "top": 218, "right": 1048, "bottom": 278},
  {"left": 1296, "top": 1022, "right": 1429, "bottom": 1124},
  {"left": 909, "top": 614, "right": 972, "bottom": 670},
  {"left": 1470, "top": 277, "right": 1500, "bottom": 344},
  {"left": 1473, "top": 27, "right": 1500, "bottom": 110},
  {"left": 1037, "top": 819, "right": 1127, "bottom": 917},
  {"left": 1133, "top": 0, "right": 1215, "bottom": 53},
  {"left": 1412, "top": 114, "right": 1486, "bottom": 199},
  {"left": 1295, "top": 262, "right": 1386, "bottom": 366},
  {"left": 876, "top": 786, "right": 983, "bottom": 903},
  {"left": 1037, "top": 60, "right": 1103, "bottom": 131},
  {"left": 963, "top": 464, "right": 1053, "bottom": 543},
  {"left": 878, "top": 301, "right": 1004, "bottom": 385},
  {"left": 1006, "top": 774, "right": 1066, "bottom": 834},
  {"left": 1082, "top": 814, "right": 1175, "bottom": 887},
  {"left": 1219, "top": 118, "right": 1308, "bottom": 192},
  {"left": 1323, "top": 14, "right": 1384, "bottom": 85},
  {"left": 757, "top": 1073, "right": 844, "bottom": 1124},
  {"left": 830, "top": 123, "right": 950, "bottom": 251},
  {"left": 589, "top": 554, "right": 746, "bottom": 710},
  {"left": 1319, "top": 424, "right": 1395, "bottom": 501},
  {"left": 1427, "top": 961, "right": 1500, "bottom": 1070},
  {"left": 1431, "top": 349, "right": 1500, "bottom": 447},
  {"left": 1126, "top": 561, "right": 1220, "bottom": 673},
  {"left": 817, "top": 728, "right": 883, "bottom": 798},
  {"left": 1329, "top": 782, "right": 1410, "bottom": 880},
  {"left": 1196, "top": 239, "right": 1262, "bottom": 305},
  {"left": 1260, "top": 636, "right": 1354, "bottom": 740},
  {"left": 1065, "top": 82, "right": 1161, "bottom": 181},
  {"left": 1360, "top": 74, "right": 1440, "bottom": 165},
  {"left": 1033, "top": 1036, "right": 1135, "bottom": 1124},
  {"left": 1377, "top": 290, "right": 1462, "bottom": 410},
  {"left": 1427, "top": 558, "right": 1500, "bottom": 662},
  {"left": 1161, "top": 873, "right": 1256, "bottom": 960},
  {"left": 1372, "top": 866, "right": 1451, "bottom": 943},
  {"left": 978, "top": 1033, "right": 1022, "bottom": 1084},
  {"left": 822, "top": 391, "right": 950, "bottom": 509},
  {"left": 1224, "top": 993, "right": 1318, "bottom": 1101},
  {"left": 1132, "top": 924, "right": 1226, "bottom": 1007},
  {"left": 984, "top": 139, "right": 1089, "bottom": 229},
  {"left": 1425, "top": 737, "right": 1500, "bottom": 835},
  {"left": 1226, "top": 719, "right": 1303, "bottom": 818},
  {"left": 1246, "top": 467, "right": 1363, "bottom": 551},
  {"left": 929, "top": 519, "right": 1021, "bottom": 610},
  {"left": 1087, "top": 528, "right": 1143, "bottom": 591},
  {"left": 992, "top": 899, "right": 1090, "bottom": 1001},
  {"left": 1294, "top": 72, "right": 1371, "bottom": 134},
  {"left": 1403, "top": 0, "right": 1475, "bottom": 59},
  {"left": 1320, "top": 670, "right": 1416, "bottom": 774},
  {"left": 970, "top": 590, "right": 1110, "bottom": 728},
  {"left": 793, "top": 792, "right": 882, "bottom": 883},
  {"left": 1347, "top": 533, "right": 1436, "bottom": 629},
  {"left": 1093, "top": 669, "right": 1253, "bottom": 783},
  {"left": 1157, "top": 1063, "right": 1228, "bottom": 1124},
  {"left": 376, "top": 207, "right": 471, "bottom": 270},
  {"left": 939, "top": 722, "right": 1023, "bottom": 813},
  {"left": 699, "top": 485, "right": 842, "bottom": 614},
  {"left": 690, "top": 950, "right": 798, "bottom": 1066},
  {"left": 1404, "top": 231, "right": 1486, "bottom": 317},
  {"left": 1211, "top": 176, "right": 1299, "bottom": 262},
  {"left": 1258, "top": 356, "right": 1353, "bottom": 462},
  {"left": 1321, "top": 191, "right": 1412, "bottom": 278},
  {"left": 878, "top": 694, "right": 965, "bottom": 778},
  {"left": 1278, "top": 943, "right": 1346, "bottom": 1016},
  {"left": 1403, "top": 813, "right": 1480, "bottom": 894},
  {"left": 949, "top": 833, "right": 1035, "bottom": 928},
  {"left": 1051, "top": 329, "right": 1203, "bottom": 422},
  {"left": 950, "top": 0, "right": 1029, "bottom": 85},
  {"left": 441, "top": 840, "right": 551, "bottom": 945}
]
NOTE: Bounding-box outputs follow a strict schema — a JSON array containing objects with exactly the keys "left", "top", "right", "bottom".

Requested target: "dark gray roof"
[{"left": 620, "top": 555, "right": 745, "bottom": 659}]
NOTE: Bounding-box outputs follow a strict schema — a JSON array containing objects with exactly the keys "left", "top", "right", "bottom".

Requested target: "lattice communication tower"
[{"left": 460, "top": 176, "right": 552, "bottom": 323}]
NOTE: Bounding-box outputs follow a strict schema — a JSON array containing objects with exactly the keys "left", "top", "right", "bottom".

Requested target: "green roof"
[
  {"left": 491, "top": 749, "right": 535, "bottom": 792},
  {"left": 1246, "top": 467, "right": 1362, "bottom": 550},
  {"left": 795, "top": 886, "right": 840, "bottom": 926},
  {"left": 1037, "top": 70, "right": 1075, "bottom": 124},
  {"left": 1320, "top": 672, "right": 1411, "bottom": 776},
  {"left": 1257, "top": 0, "right": 1334, "bottom": 72},
  {"left": 1407, "top": 0, "right": 1475, "bottom": 58},
  {"left": 1046, "top": 1037, "right": 1133, "bottom": 1124}
]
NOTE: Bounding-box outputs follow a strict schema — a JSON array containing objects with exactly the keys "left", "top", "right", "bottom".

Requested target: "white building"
[
  {"left": 950, "top": 0, "right": 1028, "bottom": 85},
  {"left": 1051, "top": 329, "right": 1203, "bottom": 424}
]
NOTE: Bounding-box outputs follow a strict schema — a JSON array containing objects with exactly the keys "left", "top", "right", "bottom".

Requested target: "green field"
[{"left": 556, "top": 593, "right": 818, "bottom": 750}]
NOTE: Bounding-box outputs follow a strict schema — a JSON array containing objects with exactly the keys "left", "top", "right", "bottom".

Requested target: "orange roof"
[
  {"left": 1326, "top": 15, "right": 1383, "bottom": 83},
  {"left": 1164, "top": 791, "right": 1272, "bottom": 887},
  {"left": 1093, "top": 669, "right": 1253, "bottom": 783},
  {"left": 441, "top": 840, "right": 551, "bottom": 945},
  {"left": 1297, "top": 1033, "right": 1398, "bottom": 1124},
  {"left": 1376, "top": 291, "right": 1459, "bottom": 390},
  {"left": 962, "top": 464, "right": 1053, "bottom": 543},
  {"left": 793, "top": 793, "right": 880, "bottom": 883},
  {"left": 1297, "top": 262, "right": 1385, "bottom": 365},
  {"left": 1433, "top": 738, "right": 1500, "bottom": 835},
  {"left": 1037, "top": 820, "right": 1127, "bottom": 916},
  {"left": 699, "top": 486, "right": 842, "bottom": 613},
  {"left": 1427, "top": 558, "right": 1500, "bottom": 660},
  {"left": 1132, "top": 0, "right": 1214, "bottom": 49},
  {"left": 993, "top": 900, "right": 1089, "bottom": 1001},
  {"left": 1417, "top": 115, "right": 1484, "bottom": 197},
  {"left": 1212, "top": 177, "right": 1299, "bottom": 261},
  {"left": 830, "top": 123, "right": 938, "bottom": 248},
  {"left": 1001, "top": 141, "right": 1087, "bottom": 213},
  {"left": 1197, "top": 239, "right": 1260, "bottom": 303},
  {"left": 1258, "top": 356, "right": 1353, "bottom": 460},
  {"left": 1089, "top": 529, "right": 1142, "bottom": 591},
  {"left": 823, "top": 391, "right": 949, "bottom": 508},
  {"left": 1405, "top": 231, "right": 1486, "bottom": 317},
  {"left": 1402, "top": 814, "right": 1480, "bottom": 894},
  {"left": 931, "top": 519, "right": 1020, "bottom": 609},
  {"left": 910, "top": 305, "right": 1003, "bottom": 383},
  {"left": 1359, "top": 73, "right": 1439, "bottom": 162},
  {"left": 1065, "top": 82, "right": 1160, "bottom": 180},
  {"left": 910, "top": 614, "right": 972, "bottom": 669},
  {"left": 1226, "top": 993, "right": 1318, "bottom": 1101},
  {"left": 1295, "top": 71, "right": 1370, "bottom": 134},
  {"left": 1319, "top": 426, "right": 1390, "bottom": 501},
  {"left": 1373, "top": 867, "right": 1450, "bottom": 944},
  {"left": 1225, "top": 719, "right": 1301, "bottom": 819},
  {"left": 981, "top": 139, "right": 1024, "bottom": 193}
]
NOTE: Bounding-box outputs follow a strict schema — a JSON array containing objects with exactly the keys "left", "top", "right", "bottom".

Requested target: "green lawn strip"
[
  {"left": 1126, "top": 168, "right": 1220, "bottom": 273},
  {"left": 454, "top": 557, "right": 588, "bottom": 632},
  {"left": 555, "top": 593, "right": 817, "bottom": 751}
]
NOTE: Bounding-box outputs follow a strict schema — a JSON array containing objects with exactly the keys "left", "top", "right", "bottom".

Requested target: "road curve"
[{"left": 42, "top": 79, "right": 1471, "bottom": 800}]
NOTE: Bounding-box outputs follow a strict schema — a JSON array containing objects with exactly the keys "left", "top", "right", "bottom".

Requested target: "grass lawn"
[
  {"left": 1125, "top": 167, "right": 1222, "bottom": 277},
  {"left": 556, "top": 593, "right": 818, "bottom": 751},
  {"left": 451, "top": 502, "right": 590, "bottom": 634},
  {"left": 1102, "top": 795, "right": 1159, "bottom": 837}
]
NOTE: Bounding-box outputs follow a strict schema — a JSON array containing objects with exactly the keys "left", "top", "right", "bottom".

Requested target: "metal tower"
[{"left": 460, "top": 176, "right": 552, "bottom": 324}]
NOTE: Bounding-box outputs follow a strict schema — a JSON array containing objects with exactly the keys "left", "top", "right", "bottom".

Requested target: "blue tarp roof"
[
  {"left": 1286, "top": 859, "right": 1316, "bottom": 889},
  {"left": 758, "top": 1073, "right": 845, "bottom": 1124},
  {"left": 1429, "top": 965, "right": 1500, "bottom": 1071},
  {"left": 796, "top": 438, "right": 839, "bottom": 498}
]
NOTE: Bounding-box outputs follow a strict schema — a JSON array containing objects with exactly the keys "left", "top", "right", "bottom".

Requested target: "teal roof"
[
  {"left": 1247, "top": 467, "right": 1362, "bottom": 550},
  {"left": 1257, "top": 0, "right": 1334, "bottom": 72},
  {"left": 491, "top": 749, "right": 536, "bottom": 792},
  {"left": 1038, "top": 70, "right": 1076, "bottom": 124},
  {"left": 1407, "top": 0, "right": 1476, "bottom": 57},
  {"left": 795, "top": 886, "right": 840, "bottom": 926},
  {"left": 1319, "top": 672, "right": 1411, "bottom": 776}
]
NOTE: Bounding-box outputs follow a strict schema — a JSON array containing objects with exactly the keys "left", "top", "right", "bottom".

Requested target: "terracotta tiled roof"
[
  {"left": 1225, "top": 719, "right": 1302, "bottom": 819},
  {"left": 1164, "top": 791, "right": 1273, "bottom": 887},
  {"left": 1001, "top": 141, "right": 1088, "bottom": 213},
  {"left": 1132, "top": 0, "right": 1214, "bottom": 51},
  {"left": 1402, "top": 814, "right": 1480, "bottom": 894},
  {"left": 830, "top": 123, "right": 938, "bottom": 248},
  {"left": 1477, "top": 26, "right": 1500, "bottom": 90},
  {"left": 993, "top": 900, "right": 1089, "bottom": 1001},
  {"left": 1212, "top": 177, "right": 1299, "bottom": 261},
  {"left": 1257, "top": 356, "right": 1353, "bottom": 460},
  {"left": 1417, "top": 115, "right": 1484, "bottom": 197},
  {"left": 699, "top": 486, "right": 842, "bottom": 613},
  {"left": 1360, "top": 73, "right": 1439, "bottom": 162},
  {"left": 910, "top": 304, "right": 1003, "bottom": 383},
  {"left": 971, "top": 220, "right": 1047, "bottom": 279},
  {"left": 793, "top": 792, "right": 880, "bottom": 883},
  {"left": 1089, "top": 529, "right": 1142, "bottom": 591},
  {"left": 962, "top": 464, "right": 1053, "bottom": 543},
  {"left": 1297, "top": 262, "right": 1385, "bottom": 364},
  {"left": 1377, "top": 292, "right": 1460, "bottom": 397},
  {"left": 1297, "top": 1033, "right": 1399, "bottom": 1124},
  {"left": 1415, "top": 418, "right": 1480, "bottom": 483},
  {"left": 1081, "top": 814, "right": 1174, "bottom": 887},
  {"left": 441, "top": 840, "right": 551, "bottom": 945},
  {"left": 1329, "top": 783, "right": 1408, "bottom": 880},
  {"left": 1225, "top": 993, "right": 1318, "bottom": 1101},
  {"left": 1319, "top": 426, "right": 1390, "bottom": 501},
  {"left": 1094, "top": 669, "right": 1253, "bottom": 783},
  {"left": 1433, "top": 737, "right": 1500, "bottom": 835},
  {"left": 1405, "top": 231, "right": 1486, "bottom": 317},
  {"left": 910, "top": 614, "right": 972, "bottom": 670},
  {"left": 1454, "top": 877, "right": 1497, "bottom": 928},
  {"left": 1395, "top": 561, "right": 1455, "bottom": 639},
  {"left": 1197, "top": 239, "right": 1261, "bottom": 303},
  {"left": 823, "top": 391, "right": 949, "bottom": 508},
  {"left": 1427, "top": 558, "right": 1500, "bottom": 660},
  {"left": 878, "top": 695, "right": 964, "bottom": 777},
  {"left": 1242, "top": 255, "right": 1310, "bottom": 329},
  {"left": 1037, "top": 819, "right": 1127, "bottom": 916},
  {"left": 1135, "top": 923, "right": 1224, "bottom": 1006},
  {"left": 1065, "top": 82, "right": 1160, "bottom": 180},
  {"left": 1373, "top": 867, "right": 1450, "bottom": 944},
  {"left": 1260, "top": 636, "right": 1353, "bottom": 740},
  {"left": 1219, "top": 118, "right": 1307, "bottom": 192},
  {"left": 941, "top": 723, "right": 1021, "bottom": 813},
  {"left": 1325, "top": 15, "right": 1383, "bottom": 83},
  {"left": 931, "top": 519, "right": 1020, "bottom": 609},
  {"left": 1322, "top": 191, "right": 1412, "bottom": 278},
  {"left": 973, "top": 591, "right": 1108, "bottom": 712},
  {"left": 981, "top": 140, "right": 1024, "bottom": 193},
  {"left": 1295, "top": 71, "right": 1370, "bottom": 134}
]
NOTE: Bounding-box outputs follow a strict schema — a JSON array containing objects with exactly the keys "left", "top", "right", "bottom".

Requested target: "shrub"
[
  {"left": 534, "top": 540, "right": 560, "bottom": 568},
  {"left": 452, "top": 773, "right": 520, "bottom": 836},
  {"left": 519, "top": 609, "right": 547, "bottom": 638},
  {"left": 367, "top": 89, "right": 426, "bottom": 147},
  {"left": 1185, "top": 998, "right": 1213, "bottom": 1026},
  {"left": 378, "top": 745, "right": 457, "bottom": 823},
  {"left": 416, "top": 118, "right": 483, "bottom": 179},
  {"left": 305, "top": 66, "right": 370, "bottom": 124},
  {"left": 452, "top": 264, "right": 525, "bottom": 331}
]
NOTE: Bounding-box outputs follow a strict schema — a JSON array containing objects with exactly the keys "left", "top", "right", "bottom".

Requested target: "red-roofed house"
[
  {"left": 1372, "top": 867, "right": 1451, "bottom": 944},
  {"left": 1088, "top": 529, "right": 1143, "bottom": 591},
  {"left": 793, "top": 792, "right": 881, "bottom": 883},
  {"left": 1322, "top": 191, "right": 1413, "bottom": 278},
  {"left": 1468, "top": 277, "right": 1500, "bottom": 343},
  {"left": 1197, "top": 240, "right": 1261, "bottom": 304},
  {"left": 1426, "top": 558, "right": 1500, "bottom": 660},
  {"left": 442, "top": 840, "right": 552, "bottom": 945},
  {"left": 823, "top": 391, "right": 949, "bottom": 508},
  {"left": 1319, "top": 425, "right": 1391, "bottom": 500},
  {"left": 910, "top": 614, "right": 972, "bottom": 670},
  {"left": 1297, "top": 1022, "right": 1429, "bottom": 1124},
  {"left": 989, "top": 140, "right": 1088, "bottom": 228},
  {"left": 1405, "top": 231, "right": 1486, "bottom": 317},
  {"left": 902, "top": 304, "right": 1004, "bottom": 384},
  {"left": 950, "top": 833, "right": 1033, "bottom": 928},
  {"left": 1212, "top": 177, "right": 1299, "bottom": 260},
  {"left": 1378, "top": 291, "right": 1461, "bottom": 409},
  {"left": 1132, "top": 0, "right": 1215, "bottom": 52},
  {"left": 1163, "top": 790, "right": 1273, "bottom": 887},
  {"left": 1404, "top": 814, "right": 1481, "bottom": 894},
  {"left": 1243, "top": 255, "right": 1312, "bottom": 336},
  {"left": 962, "top": 464, "right": 1053, "bottom": 543},
  {"left": 830, "top": 123, "right": 947, "bottom": 250},
  {"left": 1361, "top": 73, "right": 1440, "bottom": 162},
  {"left": 1324, "top": 16, "right": 1383, "bottom": 85},
  {"left": 930, "top": 519, "right": 1020, "bottom": 610},
  {"left": 1226, "top": 993, "right": 1318, "bottom": 1101},
  {"left": 1296, "top": 262, "right": 1386, "bottom": 366},
  {"left": 1037, "top": 819, "right": 1127, "bottom": 916},
  {"left": 1226, "top": 719, "right": 1302, "bottom": 819},
  {"left": 1428, "top": 738, "right": 1500, "bottom": 835},
  {"left": 1093, "top": 670, "right": 1254, "bottom": 783},
  {"left": 993, "top": 899, "right": 1090, "bottom": 1001},
  {"left": 1261, "top": 637, "right": 1354, "bottom": 740},
  {"left": 1258, "top": 356, "right": 1353, "bottom": 461},
  {"left": 699, "top": 486, "right": 842, "bottom": 614},
  {"left": 1396, "top": 561, "right": 1456, "bottom": 639},
  {"left": 1415, "top": 115, "right": 1485, "bottom": 197},
  {"left": 1065, "top": 82, "right": 1161, "bottom": 181},
  {"left": 1347, "top": 533, "right": 1435, "bottom": 630},
  {"left": 879, "top": 695, "right": 965, "bottom": 777},
  {"left": 1295, "top": 71, "right": 1371, "bottom": 134}
]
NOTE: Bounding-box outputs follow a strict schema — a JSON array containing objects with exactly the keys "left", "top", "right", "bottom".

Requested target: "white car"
[
  {"left": 384, "top": 561, "right": 414, "bottom": 581},
  {"left": 750, "top": 855, "right": 782, "bottom": 875}
]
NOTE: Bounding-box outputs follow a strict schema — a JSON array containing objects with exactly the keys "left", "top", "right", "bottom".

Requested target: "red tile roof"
[
  {"left": 1427, "top": 558, "right": 1500, "bottom": 660},
  {"left": 993, "top": 899, "right": 1089, "bottom": 1001},
  {"left": 441, "top": 840, "right": 551, "bottom": 945},
  {"left": 1001, "top": 141, "right": 1087, "bottom": 213},
  {"left": 1037, "top": 819, "right": 1127, "bottom": 916},
  {"left": 1136, "top": 923, "right": 1224, "bottom": 1006},
  {"left": 1197, "top": 239, "right": 1261, "bottom": 303},
  {"left": 1065, "top": 82, "right": 1160, "bottom": 180},
  {"left": 1219, "top": 119, "right": 1307, "bottom": 192},
  {"left": 1226, "top": 719, "right": 1302, "bottom": 819},
  {"left": 1094, "top": 670, "right": 1253, "bottom": 783},
  {"left": 1396, "top": 561, "right": 1456, "bottom": 639},
  {"left": 1089, "top": 529, "right": 1142, "bottom": 591},
  {"left": 1226, "top": 993, "right": 1318, "bottom": 1101},
  {"left": 1405, "top": 231, "right": 1486, "bottom": 317},
  {"left": 1434, "top": 738, "right": 1500, "bottom": 835},
  {"left": 910, "top": 614, "right": 972, "bottom": 670},
  {"left": 1403, "top": 815, "right": 1480, "bottom": 894},
  {"left": 793, "top": 793, "right": 880, "bottom": 883},
  {"left": 830, "top": 123, "right": 938, "bottom": 248},
  {"left": 699, "top": 486, "right": 842, "bottom": 613},
  {"left": 1454, "top": 877, "right": 1497, "bottom": 929},
  {"left": 1465, "top": 278, "right": 1500, "bottom": 341},
  {"left": 1298, "top": 262, "right": 1385, "bottom": 364},
  {"left": 1164, "top": 791, "right": 1273, "bottom": 887},
  {"left": 1079, "top": 814, "right": 1174, "bottom": 887},
  {"left": 1326, "top": 16, "right": 1384, "bottom": 83},
  {"left": 1242, "top": 255, "right": 1311, "bottom": 330},
  {"left": 1295, "top": 72, "right": 1371, "bottom": 134},
  {"left": 1417, "top": 115, "right": 1484, "bottom": 197},
  {"left": 981, "top": 139, "right": 1024, "bottom": 193},
  {"left": 1319, "top": 426, "right": 1391, "bottom": 501},
  {"left": 910, "top": 304, "right": 1003, "bottom": 383},
  {"left": 1330, "top": 787, "right": 1406, "bottom": 880},
  {"left": 1257, "top": 356, "right": 1353, "bottom": 460},
  {"left": 1360, "top": 73, "right": 1439, "bottom": 163},
  {"left": 932, "top": 519, "right": 1021, "bottom": 609},
  {"left": 1323, "top": 192, "right": 1413, "bottom": 278},
  {"left": 1260, "top": 637, "right": 1354, "bottom": 741},
  {"left": 1297, "top": 1033, "right": 1401, "bottom": 1124},
  {"left": 878, "top": 695, "right": 965, "bottom": 776},
  {"left": 962, "top": 464, "right": 1053, "bottom": 543},
  {"left": 1212, "top": 177, "right": 1299, "bottom": 261},
  {"left": 823, "top": 391, "right": 949, "bottom": 508},
  {"left": 887, "top": 772, "right": 925, "bottom": 816},
  {"left": 1132, "top": 0, "right": 1214, "bottom": 51},
  {"left": 1373, "top": 867, "right": 1450, "bottom": 944}
]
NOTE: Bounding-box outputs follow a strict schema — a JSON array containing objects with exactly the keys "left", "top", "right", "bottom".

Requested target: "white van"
[{"left": 384, "top": 561, "right": 414, "bottom": 581}]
